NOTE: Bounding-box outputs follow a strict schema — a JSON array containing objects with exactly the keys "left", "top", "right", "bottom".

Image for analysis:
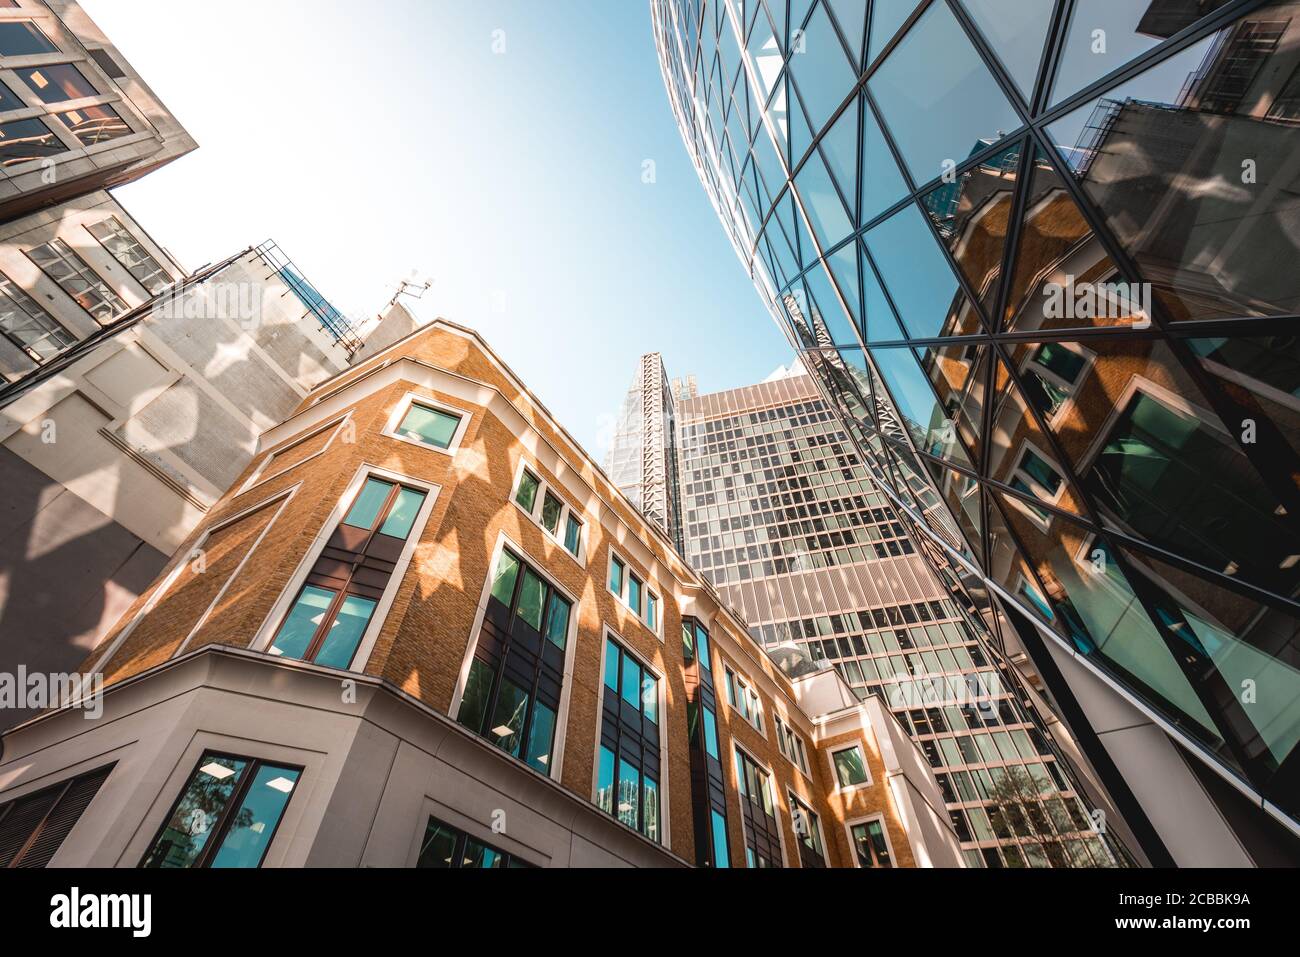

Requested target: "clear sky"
[{"left": 80, "top": 0, "right": 794, "bottom": 458}]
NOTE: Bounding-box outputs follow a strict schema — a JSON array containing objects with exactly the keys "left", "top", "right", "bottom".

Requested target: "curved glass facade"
[{"left": 652, "top": 0, "right": 1300, "bottom": 830}]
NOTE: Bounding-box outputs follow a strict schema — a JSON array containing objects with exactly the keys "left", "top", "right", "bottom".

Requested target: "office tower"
[
  {"left": 0, "top": 318, "right": 963, "bottom": 869},
  {"left": 677, "top": 366, "right": 1129, "bottom": 866},
  {"left": 605, "top": 352, "right": 685, "bottom": 550},
  {"left": 0, "top": 1, "right": 360, "bottom": 724},
  {"left": 652, "top": 0, "right": 1300, "bottom": 863}
]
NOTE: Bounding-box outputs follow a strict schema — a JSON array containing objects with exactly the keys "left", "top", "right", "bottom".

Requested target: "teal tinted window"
[
  {"left": 710, "top": 809, "right": 730, "bottom": 868},
  {"left": 617, "top": 760, "right": 639, "bottom": 830},
  {"left": 544, "top": 590, "right": 570, "bottom": 649},
  {"left": 525, "top": 700, "right": 556, "bottom": 773},
  {"left": 621, "top": 654, "right": 641, "bottom": 709},
  {"left": 695, "top": 623, "right": 712, "bottom": 671},
  {"left": 515, "top": 469, "right": 539, "bottom": 512},
  {"left": 208, "top": 764, "right": 299, "bottom": 868},
  {"left": 641, "top": 671, "right": 658, "bottom": 723},
  {"left": 609, "top": 557, "right": 624, "bottom": 595},
  {"left": 516, "top": 569, "right": 544, "bottom": 631},
  {"left": 378, "top": 487, "right": 426, "bottom": 539},
  {"left": 563, "top": 514, "right": 582, "bottom": 554},
  {"left": 646, "top": 593, "right": 658, "bottom": 631},
  {"left": 397, "top": 402, "right": 460, "bottom": 449},
  {"left": 142, "top": 755, "right": 248, "bottom": 868},
  {"left": 311, "top": 595, "right": 376, "bottom": 670},
  {"left": 343, "top": 478, "right": 393, "bottom": 530},
  {"left": 269, "top": 585, "right": 336, "bottom": 660},
  {"left": 604, "top": 638, "right": 620, "bottom": 690},
  {"left": 489, "top": 549, "right": 521, "bottom": 605},
  {"left": 597, "top": 746, "right": 616, "bottom": 814},
  {"left": 628, "top": 574, "right": 642, "bottom": 615},
  {"left": 488, "top": 679, "right": 529, "bottom": 757},
  {"left": 703, "top": 706, "right": 720, "bottom": 759},
  {"left": 644, "top": 776, "right": 659, "bottom": 843}
]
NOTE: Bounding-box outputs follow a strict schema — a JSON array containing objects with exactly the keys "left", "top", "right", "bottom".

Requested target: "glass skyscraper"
[
  {"left": 677, "top": 367, "right": 1127, "bottom": 866},
  {"left": 652, "top": 0, "right": 1300, "bottom": 857}
]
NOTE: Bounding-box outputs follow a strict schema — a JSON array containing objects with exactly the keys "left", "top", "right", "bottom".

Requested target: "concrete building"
[
  {"left": 0, "top": 319, "right": 962, "bottom": 869},
  {"left": 0, "top": 0, "right": 196, "bottom": 222},
  {"left": 652, "top": 0, "right": 1300, "bottom": 864}
]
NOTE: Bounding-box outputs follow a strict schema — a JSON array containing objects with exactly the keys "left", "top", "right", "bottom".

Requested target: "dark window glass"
[
  {"left": 563, "top": 513, "right": 582, "bottom": 554},
  {"left": 540, "top": 490, "right": 563, "bottom": 535},
  {"left": 833, "top": 745, "right": 870, "bottom": 787},
  {"left": 0, "top": 764, "right": 112, "bottom": 868},
  {"left": 416, "top": 816, "right": 532, "bottom": 868},
  {"left": 18, "top": 63, "right": 96, "bottom": 104},
  {"left": 851, "top": 819, "right": 894, "bottom": 867},
  {"left": 0, "top": 21, "right": 58, "bottom": 57},
  {"left": 51, "top": 103, "right": 129, "bottom": 146},
  {"left": 515, "top": 469, "right": 539, "bottom": 511}
]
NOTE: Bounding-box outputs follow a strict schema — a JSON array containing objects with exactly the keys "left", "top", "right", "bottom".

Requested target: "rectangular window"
[
  {"left": 0, "top": 764, "right": 113, "bottom": 868},
  {"left": 457, "top": 546, "right": 572, "bottom": 775},
  {"left": 646, "top": 592, "right": 658, "bottom": 633},
  {"left": 609, "top": 556, "right": 624, "bottom": 595},
  {"left": 515, "top": 468, "right": 539, "bottom": 512},
  {"left": 416, "top": 815, "right": 533, "bottom": 868},
  {"left": 18, "top": 63, "right": 97, "bottom": 104},
  {"left": 540, "top": 490, "right": 562, "bottom": 535},
  {"left": 51, "top": 103, "right": 130, "bottom": 146},
  {"left": 268, "top": 477, "right": 426, "bottom": 669},
  {"left": 724, "top": 665, "right": 764, "bottom": 732},
  {"left": 0, "top": 21, "right": 59, "bottom": 56},
  {"left": 597, "top": 636, "right": 662, "bottom": 842},
  {"left": 789, "top": 793, "right": 826, "bottom": 868},
  {"left": 774, "top": 714, "right": 810, "bottom": 774},
  {"left": 26, "top": 239, "right": 126, "bottom": 323},
  {"left": 396, "top": 401, "right": 461, "bottom": 449},
  {"left": 733, "top": 747, "right": 781, "bottom": 868},
  {"left": 627, "top": 573, "right": 642, "bottom": 616},
  {"left": 709, "top": 809, "right": 731, "bottom": 868},
  {"left": 0, "top": 117, "right": 65, "bottom": 167},
  {"left": 832, "top": 745, "right": 870, "bottom": 788},
  {"left": 563, "top": 513, "right": 582, "bottom": 556},
  {"left": 850, "top": 819, "right": 894, "bottom": 868},
  {"left": 86, "top": 216, "right": 171, "bottom": 294},
  {"left": 0, "top": 270, "right": 73, "bottom": 361},
  {"left": 141, "top": 753, "right": 300, "bottom": 868}
]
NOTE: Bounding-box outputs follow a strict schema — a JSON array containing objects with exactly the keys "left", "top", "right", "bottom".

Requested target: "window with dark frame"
[
  {"left": 268, "top": 476, "right": 427, "bottom": 669},
  {"left": 851, "top": 819, "right": 894, "bottom": 868},
  {"left": 456, "top": 546, "right": 572, "bottom": 775},
  {"left": 416, "top": 815, "right": 534, "bottom": 868},
  {"left": 832, "top": 745, "right": 870, "bottom": 789},
  {"left": 596, "top": 636, "right": 661, "bottom": 842},
  {"left": 141, "top": 753, "right": 300, "bottom": 869},
  {"left": 0, "top": 764, "right": 114, "bottom": 868},
  {"left": 683, "top": 615, "right": 730, "bottom": 867},
  {"left": 733, "top": 747, "right": 781, "bottom": 868},
  {"left": 789, "top": 793, "right": 826, "bottom": 869}
]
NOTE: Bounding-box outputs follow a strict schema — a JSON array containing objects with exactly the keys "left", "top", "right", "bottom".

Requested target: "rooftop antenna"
[{"left": 386, "top": 271, "right": 433, "bottom": 310}]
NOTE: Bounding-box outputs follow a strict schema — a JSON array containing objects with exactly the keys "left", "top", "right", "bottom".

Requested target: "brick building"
[{"left": 0, "top": 316, "right": 961, "bottom": 868}]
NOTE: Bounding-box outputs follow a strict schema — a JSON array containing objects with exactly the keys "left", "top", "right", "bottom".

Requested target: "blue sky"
[{"left": 81, "top": 0, "right": 793, "bottom": 457}]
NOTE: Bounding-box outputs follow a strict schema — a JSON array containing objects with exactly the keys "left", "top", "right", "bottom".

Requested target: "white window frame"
[
  {"left": 592, "top": 625, "right": 671, "bottom": 847},
  {"left": 826, "top": 741, "right": 874, "bottom": 793},
  {"left": 447, "top": 530, "right": 581, "bottom": 783},
  {"left": 237, "top": 409, "right": 354, "bottom": 495},
  {"left": 381, "top": 389, "right": 472, "bottom": 456},
  {"left": 607, "top": 548, "right": 662, "bottom": 640},
  {"left": 843, "top": 813, "right": 897, "bottom": 869},
  {"left": 248, "top": 464, "right": 441, "bottom": 675},
  {"left": 722, "top": 662, "right": 766, "bottom": 737},
  {"left": 1020, "top": 340, "right": 1095, "bottom": 427},
  {"left": 1005, "top": 440, "right": 1068, "bottom": 532},
  {"left": 730, "top": 741, "right": 787, "bottom": 868},
  {"left": 773, "top": 712, "right": 811, "bottom": 779},
  {"left": 510, "top": 458, "right": 585, "bottom": 565},
  {"left": 786, "top": 788, "right": 827, "bottom": 862}
]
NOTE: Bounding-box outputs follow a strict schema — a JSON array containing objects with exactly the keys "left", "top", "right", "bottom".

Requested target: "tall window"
[
  {"left": 141, "top": 753, "right": 300, "bottom": 868},
  {"left": 682, "top": 617, "right": 712, "bottom": 672},
  {"left": 86, "top": 217, "right": 171, "bottom": 294},
  {"left": 395, "top": 400, "right": 461, "bottom": 449},
  {"left": 513, "top": 466, "right": 583, "bottom": 558},
  {"left": 733, "top": 747, "right": 781, "bottom": 868},
  {"left": 268, "top": 476, "right": 427, "bottom": 669},
  {"left": 0, "top": 270, "right": 73, "bottom": 361},
  {"left": 724, "top": 665, "right": 764, "bottom": 732},
  {"left": 609, "top": 551, "right": 659, "bottom": 634},
  {"left": 417, "top": 816, "right": 533, "bottom": 868},
  {"left": 774, "top": 714, "right": 810, "bottom": 775},
  {"left": 457, "top": 547, "right": 572, "bottom": 775},
  {"left": 0, "top": 764, "right": 113, "bottom": 868},
  {"left": 596, "top": 636, "right": 661, "bottom": 842},
  {"left": 851, "top": 819, "right": 894, "bottom": 868},
  {"left": 683, "top": 616, "right": 730, "bottom": 867},
  {"left": 788, "top": 793, "right": 826, "bottom": 869},
  {"left": 26, "top": 239, "right": 126, "bottom": 323}
]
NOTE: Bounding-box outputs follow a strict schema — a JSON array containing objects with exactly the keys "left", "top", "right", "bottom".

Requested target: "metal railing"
[{"left": 254, "top": 241, "right": 363, "bottom": 354}]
